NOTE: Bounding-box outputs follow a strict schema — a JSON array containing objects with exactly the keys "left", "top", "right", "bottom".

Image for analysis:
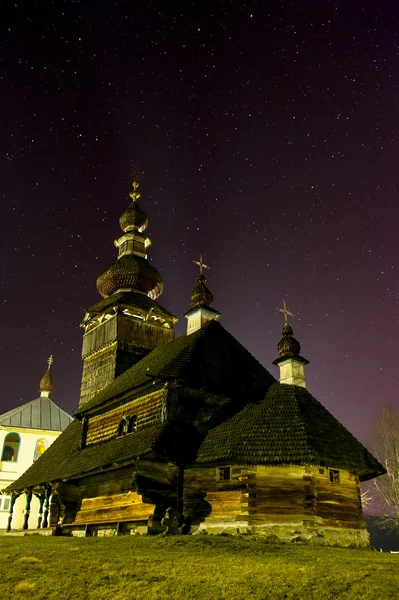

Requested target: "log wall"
[
  {"left": 68, "top": 461, "right": 177, "bottom": 527},
  {"left": 183, "top": 464, "right": 365, "bottom": 542},
  {"left": 313, "top": 467, "right": 364, "bottom": 528},
  {"left": 251, "top": 465, "right": 309, "bottom": 524},
  {"left": 183, "top": 466, "right": 247, "bottom": 524}
]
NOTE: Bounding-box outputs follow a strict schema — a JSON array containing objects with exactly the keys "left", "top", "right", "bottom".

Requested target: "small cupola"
[
  {"left": 272, "top": 300, "right": 309, "bottom": 388},
  {"left": 39, "top": 355, "right": 54, "bottom": 398},
  {"left": 184, "top": 255, "right": 221, "bottom": 335}
]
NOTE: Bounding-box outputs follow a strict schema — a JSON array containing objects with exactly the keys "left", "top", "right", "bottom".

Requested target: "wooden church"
[{"left": 6, "top": 179, "right": 384, "bottom": 546}]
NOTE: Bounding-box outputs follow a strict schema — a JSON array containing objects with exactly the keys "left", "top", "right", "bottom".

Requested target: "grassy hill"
[{"left": 2, "top": 535, "right": 399, "bottom": 599}]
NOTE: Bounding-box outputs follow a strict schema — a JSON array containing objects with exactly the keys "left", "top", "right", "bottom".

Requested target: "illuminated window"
[
  {"left": 34, "top": 438, "right": 49, "bottom": 461},
  {"left": 1, "top": 433, "right": 21, "bottom": 462},
  {"left": 329, "top": 469, "right": 340, "bottom": 484},
  {"left": 218, "top": 467, "right": 231, "bottom": 481}
]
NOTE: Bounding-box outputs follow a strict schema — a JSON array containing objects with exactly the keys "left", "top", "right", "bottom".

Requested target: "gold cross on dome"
[
  {"left": 129, "top": 162, "right": 142, "bottom": 201},
  {"left": 47, "top": 355, "right": 54, "bottom": 368},
  {"left": 278, "top": 299, "right": 294, "bottom": 323},
  {"left": 194, "top": 254, "right": 210, "bottom": 276},
  {"left": 129, "top": 180, "right": 141, "bottom": 202}
]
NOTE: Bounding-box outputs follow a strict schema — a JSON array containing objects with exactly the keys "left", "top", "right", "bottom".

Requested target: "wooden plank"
[{"left": 74, "top": 492, "right": 155, "bottom": 524}]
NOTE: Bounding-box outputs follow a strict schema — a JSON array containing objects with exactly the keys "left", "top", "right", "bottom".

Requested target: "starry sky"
[{"left": 1, "top": 1, "right": 398, "bottom": 445}]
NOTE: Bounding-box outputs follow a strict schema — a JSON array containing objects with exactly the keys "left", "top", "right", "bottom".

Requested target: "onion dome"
[
  {"left": 190, "top": 275, "right": 214, "bottom": 307},
  {"left": 96, "top": 254, "right": 163, "bottom": 299},
  {"left": 277, "top": 322, "right": 301, "bottom": 358},
  {"left": 39, "top": 356, "right": 53, "bottom": 395},
  {"left": 95, "top": 180, "right": 164, "bottom": 300},
  {"left": 119, "top": 183, "right": 148, "bottom": 233}
]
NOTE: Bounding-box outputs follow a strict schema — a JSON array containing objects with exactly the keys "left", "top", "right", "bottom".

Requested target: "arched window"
[
  {"left": 127, "top": 416, "right": 137, "bottom": 433},
  {"left": 117, "top": 416, "right": 138, "bottom": 437},
  {"left": 1, "top": 433, "right": 21, "bottom": 462},
  {"left": 34, "top": 438, "right": 49, "bottom": 461},
  {"left": 117, "top": 418, "right": 127, "bottom": 437}
]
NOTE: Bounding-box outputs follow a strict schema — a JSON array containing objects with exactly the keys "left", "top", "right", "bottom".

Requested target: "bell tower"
[{"left": 79, "top": 178, "right": 177, "bottom": 408}]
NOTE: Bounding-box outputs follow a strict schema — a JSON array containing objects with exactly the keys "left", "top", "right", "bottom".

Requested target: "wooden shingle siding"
[
  {"left": 86, "top": 389, "right": 164, "bottom": 445},
  {"left": 82, "top": 318, "right": 117, "bottom": 358},
  {"left": 80, "top": 342, "right": 118, "bottom": 405}
]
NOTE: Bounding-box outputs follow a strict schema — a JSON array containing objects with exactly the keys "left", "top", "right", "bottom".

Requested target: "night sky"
[{"left": 1, "top": 1, "right": 398, "bottom": 445}]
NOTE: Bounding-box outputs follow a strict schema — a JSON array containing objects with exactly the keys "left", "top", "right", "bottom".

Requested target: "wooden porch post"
[
  {"left": 22, "top": 490, "right": 33, "bottom": 530},
  {"left": 6, "top": 493, "right": 19, "bottom": 532},
  {"left": 35, "top": 492, "right": 45, "bottom": 529},
  {"left": 42, "top": 484, "right": 52, "bottom": 528}
]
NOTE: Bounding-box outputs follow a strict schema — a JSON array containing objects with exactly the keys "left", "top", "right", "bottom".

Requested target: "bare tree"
[{"left": 367, "top": 405, "right": 399, "bottom": 530}]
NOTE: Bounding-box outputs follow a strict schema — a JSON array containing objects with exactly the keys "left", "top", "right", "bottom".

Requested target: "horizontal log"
[
  {"left": 74, "top": 492, "right": 156, "bottom": 524},
  {"left": 80, "top": 492, "right": 143, "bottom": 511}
]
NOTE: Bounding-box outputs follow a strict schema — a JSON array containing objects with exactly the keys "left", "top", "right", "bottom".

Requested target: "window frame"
[
  {"left": 329, "top": 469, "right": 340, "bottom": 484},
  {"left": 127, "top": 415, "right": 137, "bottom": 434},
  {"left": 218, "top": 466, "right": 231, "bottom": 482},
  {"left": 1, "top": 432, "right": 21, "bottom": 462},
  {"left": 0, "top": 495, "right": 11, "bottom": 511}
]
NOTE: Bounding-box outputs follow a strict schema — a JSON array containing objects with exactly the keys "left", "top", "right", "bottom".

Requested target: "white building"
[{"left": 0, "top": 357, "right": 73, "bottom": 530}]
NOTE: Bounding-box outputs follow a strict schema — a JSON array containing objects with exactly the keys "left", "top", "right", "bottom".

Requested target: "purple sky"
[{"left": 1, "top": 1, "right": 398, "bottom": 445}]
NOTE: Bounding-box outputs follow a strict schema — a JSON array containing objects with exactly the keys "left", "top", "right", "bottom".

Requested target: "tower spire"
[
  {"left": 39, "top": 356, "right": 53, "bottom": 398},
  {"left": 129, "top": 163, "right": 142, "bottom": 202},
  {"left": 96, "top": 177, "right": 162, "bottom": 299},
  {"left": 184, "top": 255, "right": 221, "bottom": 335},
  {"left": 273, "top": 301, "right": 309, "bottom": 388},
  {"left": 78, "top": 171, "right": 177, "bottom": 408}
]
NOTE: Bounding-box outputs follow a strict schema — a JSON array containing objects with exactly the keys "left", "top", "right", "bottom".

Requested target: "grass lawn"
[{"left": 1, "top": 535, "right": 399, "bottom": 599}]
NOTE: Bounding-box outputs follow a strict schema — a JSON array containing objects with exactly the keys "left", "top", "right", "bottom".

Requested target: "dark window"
[
  {"left": 218, "top": 467, "right": 231, "bottom": 481},
  {"left": 79, "top": 417, "right": 89, "bottom": 450},
  {"left": 127, "top": 416, "right": 137, "bottom": 433},
  {"left": 319, "top": 468, "right": 325, "bottom": 475},
  {"left": 117, "top": 419, "right": 127, "bottom": 437},
  {"left": 329, "top": 469, "right": 340, "bottom": 484},
  {"left": 1, "top": 433, "right": 20, "bottom": 461},
  {"left": 2, "top": 446, "right": 14, "bottom": 461}
]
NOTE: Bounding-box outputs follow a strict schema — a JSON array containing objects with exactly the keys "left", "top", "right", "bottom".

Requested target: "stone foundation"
[{"left": 192, "top": 520, "right": 370, "bottom": 547}]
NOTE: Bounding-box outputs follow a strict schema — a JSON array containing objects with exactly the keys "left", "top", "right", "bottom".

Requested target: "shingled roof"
[
  {"left": 0, "top": 397, "right": 73, "bottom": 431},
  {"left": 7, "top": 322, "right": 276, "bottom": 492},
  {"left": 80, "top": 320, "right": 276, "bottom": 414},
  {"left": 197, "top": 382, "right": 385, "bottom": 481},
  {"left": 5, "top": 420, "right": 166, "bottom": 492}
]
